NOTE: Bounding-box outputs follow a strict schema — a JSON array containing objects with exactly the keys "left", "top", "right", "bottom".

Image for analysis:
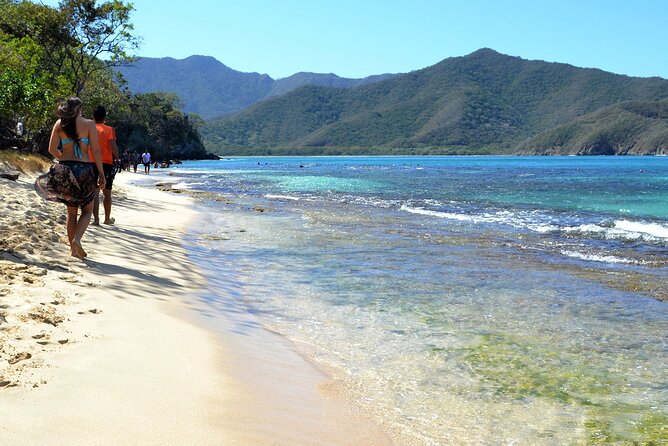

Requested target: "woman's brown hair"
[{"left": 56, "top": 97, "right": 83, "bottom": 141}]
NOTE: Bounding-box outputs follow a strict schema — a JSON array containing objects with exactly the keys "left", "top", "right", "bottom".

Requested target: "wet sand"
[{"left": 0, "top": 170, "right": 397, "bottom": 445}]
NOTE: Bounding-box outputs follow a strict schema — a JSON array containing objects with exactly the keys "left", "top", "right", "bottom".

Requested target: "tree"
[
  {"left": 57, "top": 0, "right": 140, "bottom": 95},
  {"left": 1, "top": 0, "right": 76, "bottom": 87},
  {"left": 0, "top": 32, "right": 55, "bottom": 148},
  {"left": 110, "top": 92, "right": 209, "bottom": 160},
  {"left": 1, "top": 0, "right": 140, "bottom": 97},
  {"left": 0, "top": 1, "right": 211, "bottom": 159}
]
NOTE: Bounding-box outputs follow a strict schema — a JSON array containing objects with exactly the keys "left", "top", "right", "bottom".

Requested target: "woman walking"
[{"left": 35, "top": 97, "right": 105, "bottom": 259}]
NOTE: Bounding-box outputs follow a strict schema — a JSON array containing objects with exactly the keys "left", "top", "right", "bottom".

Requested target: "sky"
[{"left": 41, "top": 0, "right": 668, "bottom": 80}]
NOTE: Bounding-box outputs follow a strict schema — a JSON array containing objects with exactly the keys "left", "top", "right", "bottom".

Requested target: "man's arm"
[
  {"left": 110, "top": 128, "right": 120, "bottom": 161},
  {"left": 111, "top": 139, "right": 120, "bottom": 161}
]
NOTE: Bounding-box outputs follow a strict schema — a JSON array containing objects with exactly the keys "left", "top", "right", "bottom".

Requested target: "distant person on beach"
[
  {"left": 131, "top": 152, "right": 139, "bottom": 173},
  {"left": 121, "top": 149, "right": 130, "bottom": 171},
  {"left": 142, "top": 150, "right": 151, "bottom": 174},
  {"left": 91, "top": 105, "right": 119, "bottom": 226},
  {"left": 35, "top": 97, "right": 105, "bottom": 259}
]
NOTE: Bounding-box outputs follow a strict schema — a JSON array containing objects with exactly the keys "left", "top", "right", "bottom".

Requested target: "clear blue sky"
[{"left": 41, "top": 0, "right": 668, "bottom": 80}]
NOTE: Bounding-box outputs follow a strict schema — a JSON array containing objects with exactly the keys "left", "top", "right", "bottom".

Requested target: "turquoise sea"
[{"left": 169, "top": 156, "right": 667, "bottom": 445}]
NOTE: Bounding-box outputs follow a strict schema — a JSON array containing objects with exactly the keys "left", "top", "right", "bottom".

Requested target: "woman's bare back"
[{"left": 56, "top": 117, "right": 95, "bottom": 162}]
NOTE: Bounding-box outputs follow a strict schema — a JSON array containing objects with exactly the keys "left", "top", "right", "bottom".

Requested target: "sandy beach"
[{"left": 0, "top": 168, "right": 397, "bottom": 446}]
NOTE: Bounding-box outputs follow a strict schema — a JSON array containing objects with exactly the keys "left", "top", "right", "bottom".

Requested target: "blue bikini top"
[{"left": 60, "top": 137, "right": 90, "bottom": 159}]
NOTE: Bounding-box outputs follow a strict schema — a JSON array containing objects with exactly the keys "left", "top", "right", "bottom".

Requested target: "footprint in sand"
[
  {"left": 32, "top": 333, "right": 51, "bottom": 345},
  {"left": 8, "top": 352, "right": 32, "bottom": 365},
  {"left": 47, "top": 262, "right": 69, "bottom": 271},
  {"left": 50, "top": 291, "right": 66, "bottom": 306},
  {"left": 77, "top": 308, "right": 101, "bottom": 315},
  {"left": 16, "top": 242, "right": 34, "bottom": 254},
  {"left": 59, "top": 274, "right": 78, "bottom": 283},
  {"left": 28, "top": 308, "right": 64, "bottom": 326},
  {"left": 29, "top": 267, "right": 47, "bottom": 276}
]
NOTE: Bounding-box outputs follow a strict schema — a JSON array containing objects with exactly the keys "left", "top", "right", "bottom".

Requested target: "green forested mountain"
[
  {"left": 267, "top": 72, "right": 396, "bottom": 98},
  {"left": 117, "top": 56, "right": 396, "bottom": 119},
  {"left": 117, "top": 56, "right": 274, "bottom": 119},
  {"left": 201, "top": 49, "right": 668, "bottom": 155},
  {"left": 516, "top": 100, "right": 668, "bottom": 155}
]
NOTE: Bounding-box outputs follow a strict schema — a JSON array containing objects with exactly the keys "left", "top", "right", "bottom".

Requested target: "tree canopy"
[{"left": 0, "top": 0, "right": 211, "bottom": 160}]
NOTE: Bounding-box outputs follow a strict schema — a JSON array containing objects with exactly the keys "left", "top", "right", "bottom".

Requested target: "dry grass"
[{"left": 0, "top": 150, "right": 52, "bottom": 174}]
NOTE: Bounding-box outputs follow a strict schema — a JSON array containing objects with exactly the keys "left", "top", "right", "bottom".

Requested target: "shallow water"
[{"left": 173, "top": 156, "right": 667, "bottom": 445}]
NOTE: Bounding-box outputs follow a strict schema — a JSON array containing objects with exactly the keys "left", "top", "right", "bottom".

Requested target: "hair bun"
[{"left": 57, "top": 97, "right": 83, "bottom": 119}]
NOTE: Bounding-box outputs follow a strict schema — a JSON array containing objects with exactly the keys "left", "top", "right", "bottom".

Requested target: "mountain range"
[
  {"left": 116, "top": 56, "right": 396, "bottom": 119},
  {"left": 119, "top": 50, "right": 668, "bottom": 155}
]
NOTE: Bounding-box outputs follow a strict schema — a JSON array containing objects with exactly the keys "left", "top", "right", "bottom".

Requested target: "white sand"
[{"left": 0, "top": 170, "right": 398, "bottom": 445}]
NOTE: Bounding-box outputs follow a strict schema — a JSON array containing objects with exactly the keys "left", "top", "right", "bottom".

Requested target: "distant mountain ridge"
[
  {"left": 200, "top": 49, "right": 668, "bottom": 155},
  {"left": 116, "top": 56, "right": 396, "bottom": 119},
  {"left": 268, "top": 72, "right": 396, "bottom": 98}
]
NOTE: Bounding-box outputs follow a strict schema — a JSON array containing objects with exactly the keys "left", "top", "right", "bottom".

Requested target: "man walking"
[
  {"left": 142, "top": 150, "right": 151, "bottom": 174},
  {"left": 91, "top": 106, "right": 119, "bottom": 225}
]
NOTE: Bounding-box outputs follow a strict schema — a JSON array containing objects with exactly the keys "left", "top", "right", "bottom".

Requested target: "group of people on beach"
[
  {"left": 114, "top": 150, "right": 155, "bottom": 174},
  {"left": 34, "top": 97, "right": 152, "bottom": 259},
  {"left": 116, "top": 150, "right": 139, "bottom": 173}
]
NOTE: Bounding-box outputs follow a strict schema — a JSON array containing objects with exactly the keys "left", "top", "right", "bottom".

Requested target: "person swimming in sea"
[{"left": 35, "top": 97, "right": 106, "bottom": 259}]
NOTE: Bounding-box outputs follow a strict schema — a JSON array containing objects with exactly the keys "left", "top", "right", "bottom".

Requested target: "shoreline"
[
  {"left": 127, "top": 172, "right": 402, "bottom": 445},
  {"left": 176, "top": 204, "right": 404, "bottom": 446},
  {"left": 154, "top": 157, "right": 668, "bottom": 445},
  {"left": 0, "top": 170, "right": 398, "bottom": 445}
]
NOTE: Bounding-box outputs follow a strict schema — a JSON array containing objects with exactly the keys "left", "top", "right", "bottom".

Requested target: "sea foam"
[{"left": 614, "top": 220, "right": 668, "bottom": 240}]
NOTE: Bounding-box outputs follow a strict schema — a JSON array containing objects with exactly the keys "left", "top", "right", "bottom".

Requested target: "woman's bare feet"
[{"left": 70, "top": 240, "right": 87, "bottom": 258}]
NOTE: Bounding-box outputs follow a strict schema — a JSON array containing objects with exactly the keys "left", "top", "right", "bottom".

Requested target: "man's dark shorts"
[
  {"left": 93, "top": 163, "right": 115, "bottom": 190},
  {"left": 102, "top": 163, "right": 115, "bottom": 190}
]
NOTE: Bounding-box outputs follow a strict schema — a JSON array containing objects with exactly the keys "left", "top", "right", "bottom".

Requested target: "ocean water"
[{"left": 171, "top": 156, "right": 667, "bottom": 445}]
